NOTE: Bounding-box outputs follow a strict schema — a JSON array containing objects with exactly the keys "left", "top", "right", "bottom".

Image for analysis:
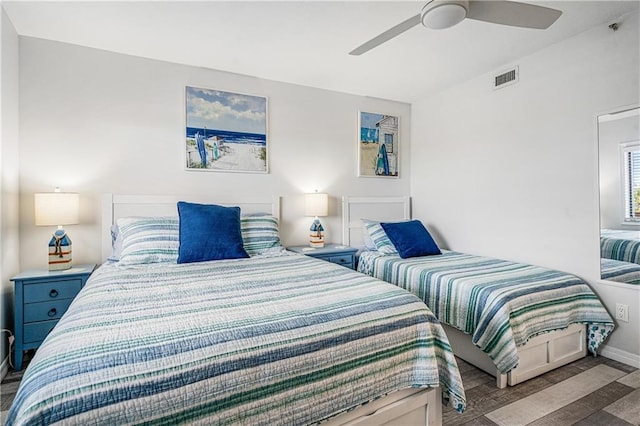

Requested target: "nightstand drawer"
[
  {"left": 329, "top": 255, "right": 354, "bottom": 268},
  {"left": 24, "top": 279, "right": 83, "bottom": 303},
  {"left": 24, "top": 299, "right": 74, "bottom": 323},
  {"left": 287, "top": 245, "right": 358, "bottom": 271},
  {"left": 24, "top": 320, "right": 58, "bottom": 344}
]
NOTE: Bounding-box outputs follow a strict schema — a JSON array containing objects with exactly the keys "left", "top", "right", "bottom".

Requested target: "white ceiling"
[{"left": 3, "top": 1, "right": 639, "bottom": 103}]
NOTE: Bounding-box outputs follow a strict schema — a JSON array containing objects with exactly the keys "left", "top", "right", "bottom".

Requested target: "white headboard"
[
  {"left": 341, "top": 196, "right": 411, "bottom": 247},
  {"left": 101, "top": 194, "right": 280, "bottom": 262}
]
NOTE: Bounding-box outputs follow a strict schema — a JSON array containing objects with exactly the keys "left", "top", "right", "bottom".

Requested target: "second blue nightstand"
[{"left": 287, "top": 244, "right": 358, "bottom": 270}]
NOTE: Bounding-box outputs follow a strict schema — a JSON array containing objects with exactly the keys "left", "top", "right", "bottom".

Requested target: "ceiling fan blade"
[
  {"left": 467, "top": 1, "right": 562, "bottom": 29},
  {"left": 349, "top": 14, "right": 421, "bottom": 56}
]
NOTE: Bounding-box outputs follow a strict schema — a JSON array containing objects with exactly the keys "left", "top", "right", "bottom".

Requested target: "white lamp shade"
[
  {"left": 34, "top": 192, "right": 80, "bottom": 226},
  {"left": 304, "top": 193, "right": 328, "bottom": 217}
]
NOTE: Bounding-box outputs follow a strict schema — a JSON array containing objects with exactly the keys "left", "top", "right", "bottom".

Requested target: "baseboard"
[
  {"left": 0, "top": 354, "right": 8, "bottom": 381},
  {"left": 600, "top": 345, "right": 640, "bottom": 369}
]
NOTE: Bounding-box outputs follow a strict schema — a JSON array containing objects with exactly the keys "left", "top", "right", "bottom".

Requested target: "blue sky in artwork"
[
  {"left": 361, "top": 112, "right": 384, "bottom": 129},
  {"left": 186, "top": 86, "right": 266, "bottom": 134}
]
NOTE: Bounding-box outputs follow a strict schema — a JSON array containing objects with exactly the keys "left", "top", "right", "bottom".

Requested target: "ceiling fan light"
[{"left": 422, "top": 3, "right": 467, "bottom": 30}]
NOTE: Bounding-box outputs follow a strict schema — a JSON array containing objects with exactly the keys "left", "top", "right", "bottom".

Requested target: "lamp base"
[
  {"left": 309, "top": 238, "right": 325, "bottom": 248},
  {"left": 309, "top": 217, "right": 325, "bottom": 248},
  {"left": 48, "top": 229, "right": 72, "bottom": 271}
]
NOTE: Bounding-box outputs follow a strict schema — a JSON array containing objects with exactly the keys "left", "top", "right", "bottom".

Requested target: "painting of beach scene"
[
  {"left": 358, "top": 111, "right": 399, "bottom": 177},
  {"left": 185, "top": 86, "right": 267, "bottom": 173}
]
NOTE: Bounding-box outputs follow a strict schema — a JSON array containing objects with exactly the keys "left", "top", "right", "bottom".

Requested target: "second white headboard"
[{"left": 341, "top": 196, "right": 411, "bottom": 247}]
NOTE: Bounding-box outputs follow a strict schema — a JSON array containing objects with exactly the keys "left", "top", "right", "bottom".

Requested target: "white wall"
[
  {"left": 411, "top": 14, "right": 640, "bottom": 365},
  {"left": 18, "top": 37, "right": 411, "bottom": 269},
  {"left": 1, "top": 7, "right": 20, "bottom": 373}
]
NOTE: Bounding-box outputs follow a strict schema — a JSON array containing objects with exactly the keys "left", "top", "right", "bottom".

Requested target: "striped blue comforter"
[
  {"left": 601, "top": 236, "right": 640, "bottom": 265},
  {"left": 358, "top": 250, "right": 615, "bottom": 374},
  {"left": 600, "top": 258, "right": 640, "bottom": 284},
  {"left": 7, "top": 253, "right": 465, "bottom": 425}
]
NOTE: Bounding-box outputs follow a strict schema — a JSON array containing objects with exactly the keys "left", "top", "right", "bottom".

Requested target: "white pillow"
[
  {"left": 108, "top": 224, "right": 124, "bottom": 261},
  {"left": 117, "top": 216, "right": 179, "bottom": 265},
  {"left": 361, "top": 221, "right": 377, "bottom": 250},
  {"left": 241, "top": 214, "right": 285, "bottom": 257},
  {"left": 362, "top": 219, "right": 398, "bottom": 255}
]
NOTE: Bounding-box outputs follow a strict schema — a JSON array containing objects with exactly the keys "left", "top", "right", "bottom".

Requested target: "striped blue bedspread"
[
  {"left": 600, "top": 258, "right": 640, "bottom": 284},
  {"left": 7, "top": 253, "right": 465, "bottom": 425},
  {"left": 358, "top": 250, "right": 615, "bottom": 374},
  {"left": 601, "top": 235, "right": 640, "bottom": 265}
]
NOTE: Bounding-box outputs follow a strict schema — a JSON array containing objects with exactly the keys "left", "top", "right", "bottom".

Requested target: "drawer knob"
[
  {"left": 49, "top": 289, "right": 59, "bottom": 298},
  {"left": 48, "top": 308, "right": 57, "bottom": 317}
]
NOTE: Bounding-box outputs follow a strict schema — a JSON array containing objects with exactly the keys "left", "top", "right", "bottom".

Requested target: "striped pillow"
[
  {"left": 241, "top": 214, "right": 284, "bottom": 256},
  {"left": 117, "top": 216, "right": 179, "bottom": 265},
  {"left": 362, "top": 219, "right": 398, "bottom": 255}
]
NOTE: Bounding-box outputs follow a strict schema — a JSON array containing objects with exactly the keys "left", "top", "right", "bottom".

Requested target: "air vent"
[{"left": 493, "top": 66, "right": 519, "bottom": 90}]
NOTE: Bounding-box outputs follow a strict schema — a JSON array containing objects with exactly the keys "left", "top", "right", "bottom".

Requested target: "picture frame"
[
  {"left": 358, "top": 111, "right": 399, "bottom": 178},
  {"left": 185, "top": 86, "right": 268, "bottom": 173}
]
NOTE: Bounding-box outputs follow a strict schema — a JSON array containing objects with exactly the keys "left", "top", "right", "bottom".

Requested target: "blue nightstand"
[
  {"left": 287, "top": 244, "right": 358, "bottom": 270},
  {"left": 11, "top": 264, "right": 95, "bottom": 370}
]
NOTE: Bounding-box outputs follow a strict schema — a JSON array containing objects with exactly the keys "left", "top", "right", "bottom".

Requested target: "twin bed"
[
  {"left": 343, "top": 196, "right": 615, "bottom": 388},
  {"left": 7, "top": 195, "right": 465, "bottom": 426},
  {"left": 600, "top": 229, "right": 640, "bottom": 284}
]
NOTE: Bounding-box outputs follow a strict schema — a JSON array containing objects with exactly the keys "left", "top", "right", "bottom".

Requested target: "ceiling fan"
[{"left": 349, "top": 0, "right": 563, "bottom": 56}]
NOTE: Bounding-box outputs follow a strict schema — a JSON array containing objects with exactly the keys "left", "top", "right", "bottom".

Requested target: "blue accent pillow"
[
  {"left": 177, "top": 202, "right": 249, "bottom": 264},
  {"left": 380, "top": 220, "right": 441, "bottom": 259}
]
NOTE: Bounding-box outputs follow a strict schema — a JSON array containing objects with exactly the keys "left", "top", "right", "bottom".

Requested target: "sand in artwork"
[
  {"left": 187, "top": 138, "right": 266, "bottom": 172},
  {"left": 359, "top": 143, "right": 380, "bottom": 176}
]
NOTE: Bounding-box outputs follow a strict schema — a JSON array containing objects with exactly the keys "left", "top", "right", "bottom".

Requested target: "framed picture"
[
  {"left": 185, "top": 86, "right": 268, "bottom": 173},
  {"left": 358, "top": 111, "right": 399, "bottom": 177}
]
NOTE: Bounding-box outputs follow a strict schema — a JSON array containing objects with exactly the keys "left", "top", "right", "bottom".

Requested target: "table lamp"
[
  {"left": 305, "top": 191, "right": 328, "bottom": 248},
  {"left": 34, "top": 188, "right": 80, "bottom": 270}
]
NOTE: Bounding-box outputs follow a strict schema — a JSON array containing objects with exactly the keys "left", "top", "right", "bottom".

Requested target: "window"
[
  {"left": 384, "top": 133, "right": 394, "bottom": 152},
  {"left": 622, "top": 142, "right": 640, "bottom": 222}
]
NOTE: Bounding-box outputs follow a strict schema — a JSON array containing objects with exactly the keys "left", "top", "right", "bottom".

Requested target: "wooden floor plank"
[
  {"left": 573, "top": 410, "right": 635, "bottom": 426},
  {"left": 485, "top": 364, "right": 627, "bottom": 426},
  {"left": 603, "top": 388, "right": 640, "bottom": 426},
  {"left": 618, "top": 370, "right": 640, "bottom": 389},
  {"left": 526, "top": 381, "right": 635, "bottom": 426}
]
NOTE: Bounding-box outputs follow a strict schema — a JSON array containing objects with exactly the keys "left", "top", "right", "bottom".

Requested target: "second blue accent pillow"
[
  {"left": 380, "top": 220, "right": 441, "bottom": 259},
  {"left": 177, "top": 201, "right": 249, "bottom": 264}
]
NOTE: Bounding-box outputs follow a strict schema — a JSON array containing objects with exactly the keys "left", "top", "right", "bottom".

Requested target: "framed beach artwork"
[
  {"left": 358, "top": 111, "right": 399, "bottom": 178},
  {"left": 185, "top": 86, "right": 268, "bottom": 173}
]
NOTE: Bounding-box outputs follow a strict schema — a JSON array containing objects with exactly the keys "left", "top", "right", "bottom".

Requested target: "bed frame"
[
  {"left": 342, "top": 195, "right": 587, "bottom": 389},
  {"left": 100, "top": 193, "right": 442, "bottom": 425},
  {"left": 325, "top": 388, "right": 441, "bottom": 426}
]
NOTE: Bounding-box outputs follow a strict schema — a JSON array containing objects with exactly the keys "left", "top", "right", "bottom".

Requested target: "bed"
[
  {"left": 343, "top": 196, "right": 616, "bottom": 388},
  {"left": 600, "top": 257, "right": 640, "bottom": 284},
  {"left": 6, "top": 194, "right": 466, "bottom": 426},
  {"left": 600, "top": 229, "right": 640, "bottom": 283},
  {"left": 600, "top": 228, "right": 640, "bottom": 265}
]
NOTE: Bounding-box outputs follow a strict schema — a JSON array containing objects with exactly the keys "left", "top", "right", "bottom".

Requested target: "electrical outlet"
[{"left": 615, "top": 303, "right": 629, "bottom": 323}]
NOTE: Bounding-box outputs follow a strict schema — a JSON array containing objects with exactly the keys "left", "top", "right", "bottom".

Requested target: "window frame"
[{"left": 620, "top": 141, "right": 640, "bottom": 224}]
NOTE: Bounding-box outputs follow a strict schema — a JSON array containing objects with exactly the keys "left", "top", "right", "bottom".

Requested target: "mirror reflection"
[{"left": 599, "top": 106, "right": 640, "bottom": 283}]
